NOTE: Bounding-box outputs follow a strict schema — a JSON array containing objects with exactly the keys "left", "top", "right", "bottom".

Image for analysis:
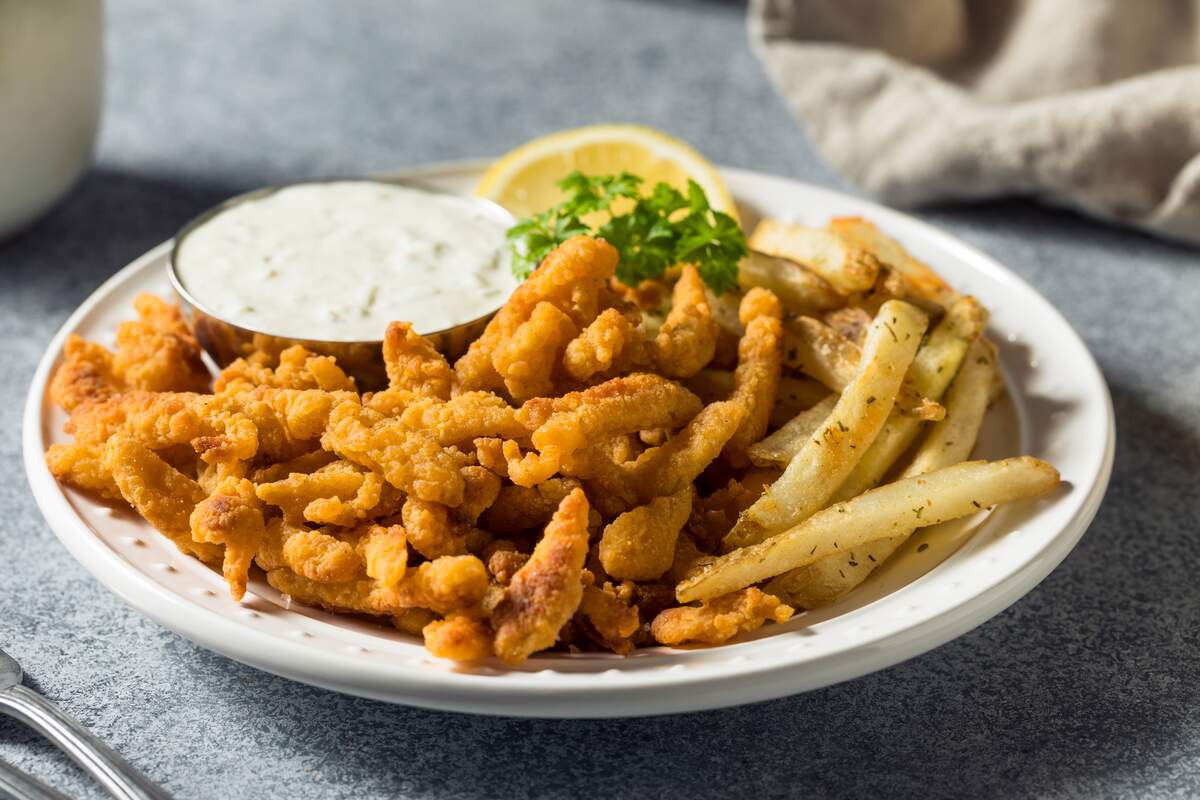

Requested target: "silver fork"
[
  {"left": 0, "top": 757, "right": 71, "bottom": 800},
  {"left": 0, "top": 646, "right": 171, "bottom": 800}
]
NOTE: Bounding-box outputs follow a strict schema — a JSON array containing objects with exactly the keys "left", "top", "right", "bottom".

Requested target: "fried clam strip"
[
  {"left": 503, "top": 373, "right": 702, "bottom": 487},
  {"left": 492, "top": 301, "right": 580, "bottom": 401},
  {"left": 685, "top": 369, "right": 826, "bottom": 426},
  {"left": 45, "top": 442, "right": 123, "bottom": 501},
  {"left": 479, "top": 477, "right": 581, "bottom": 534},
  {"left": 267, "top": 554, "right": 489, "bottom": 617},
  {"left": 190, "top": 477, "right": 267, "bottom": 600},
  {"left": 49, "top": 335, "right": 123, "bottom": 413},
  {"left": 784, "top": 316, "right": 941, "bottom": 420},
  {"left": 724, "top": 300, "right": 928, "bottom": 550},
  {"left": 748, "top": 220, "right": 880, "bottom": 294},
  {"left": 393, "top": 392, "right": 527, "bottom": 448},
  {"left": 111, "top": 294, "right": 211, "bottom": 394},
  {"left": 102, "top": 435, "right": 222, "bottom": 564},
  {"left": 492, "top": 488, "right": 590, "bottom": 664},
  {"left": 723, "top": 288, "right": 783, "bottom": 466},
  {"left": 651, "top": 588, "right": 793, "bottom": 645},
  {"left": 577, "top": 582, "right": 640, "bottom": 655},
  {"left": 455, "top": 236, "right": 619, "bottom": 392},
  {"left": 678, "top": 457, "right": 1060, "bottom": 603},
  {"left": 830, "top": 296, "right": 988, "bottom": 505},
  {"left": 423, "top": 613, "right": 493, "bottom": 661},
  {"left": 321, "top": 398, "right": 470, "bottom": 506},
  {"left": 383, "top": 321, "right": 454, "bottom": 399},
  {"left": 768, "top": 338, "right": 998, "bottom": 608},
  {"left": 256, "top": 460, "right": 402, "bottom": 528},
  {"left": 572, "top": 400, "right": 746, "bottom": 512},
  {"left": 562, "top": 307, "right": 648, "bottom": 382},
  {"left": 653, "top": 265, "right": 718, "bottom": 379},
  {"left": 215, "top": 345, "right": 356, "bottom": 395},
  {"left": 598, "top": 486, "right": 694, "bottom": 581}
]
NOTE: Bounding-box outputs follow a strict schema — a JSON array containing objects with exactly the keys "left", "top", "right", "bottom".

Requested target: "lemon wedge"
[{"left": 476, "top": 124, "right": 737, "bottom": 221}]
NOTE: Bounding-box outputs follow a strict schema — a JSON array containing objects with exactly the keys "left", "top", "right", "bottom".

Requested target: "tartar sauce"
[{"left": 175, "top": 181, "right": 516, "bottom": 341}]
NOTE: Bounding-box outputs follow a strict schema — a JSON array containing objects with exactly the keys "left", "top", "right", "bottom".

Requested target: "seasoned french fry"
[
  {"left": 784, "top": 316, "right": 943, "bottom": 421},
  {"left": 723, "top": 300, "right": 928, "bottom": 549},
  {"left": 739, "top": 251, "right": 843, "bottom": 313},
  {"left": 767, "top": 337, "right": 998, "bottom": 607},
  {"left": 750, "top": 394, "right": 838, "bottom": 469},
  {"left": 829, "top": 217, "right": 960, "bottom": 309},
  {"left": 678, "top": 457, "right": 1060, "bottom": 602},
  {"left": 749, "top": 220, "right": 880, "bottom": 294},
  {"left": 832, "top": 296, "right": 987, "bottom": 504}
]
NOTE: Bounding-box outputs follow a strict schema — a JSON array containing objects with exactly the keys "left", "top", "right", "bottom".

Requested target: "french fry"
[
  {"left": 784, "top": 316, "right": 944, "bottom": 421},
  {"left": 749, "top": 220, "right": 880, "bottom": 294},
  {"left": 739, "top": 251, "right": 843, "bottom": 313},
  {"left": 723, "top": 300, "right": 928, "bottom": 550},
  {"left": 828, "top": 217, "right": 961, "bottom": 309},
  {"left": 767, "top": 337, "right": 998, "bottom": 607},
  {"left": 678, "top": 457, "right": 1060, "bottom": 603},
  {"left": 831, "top": 296, "right": 988, "bottom": 504},
  {"left": 751, "top": 394, "right": 838, "bottom": 469}
]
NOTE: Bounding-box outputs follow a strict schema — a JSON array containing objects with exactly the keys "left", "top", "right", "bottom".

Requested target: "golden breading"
[
  {"left": 455, "top": 236, "right": 619, "bottom": 391},
  {"left": 190, "top": 477, "right": 266, "bottom": 600},
  {"left": 102, "top": 435, "right": 222, "bottom": 564},
  {"left": 562, "top": 307, "right": 647, "bottom": 382},
  {"left": 723, "top": 288, "right": 783, "bottom": 466},
  {"left": 479, "top": 477, "right": 581, "bottom": 534},
  {"left": 356, "top": 523, "right": 408, "bottom": 587},
  {"left": 650, "top": 588, "right": 793, "bottom": 645},
  {"left": 577, "top": 583, "right": 640, "bottom": 655},
  {"left": 492, "top": 488, "right": 590, "bottom": 664},
  {"left": 383, "top": 321, "right": 454, "bottom": 399},
  {"left": 45, "top": 442, "right": 122, "bottom": 501},
  {"left": 653, "top": 265, "right": 717, "bottom": 379},
  {"left": 321, "top": 398, "right": 470, "bottom": 506},
  {"left": 598, "top": 487, "right": 693, "bottom": 581},
  {"left": 394, "top": 392, "right": 528, "bottom": 447},
  {"left": 250, "top": 450, "right": 338, "bottom": 484},
  {"left": 485, "top": 546, "right": 530, "bottom": 585},
  {"left": 458, "top": 466, "right": 503, "bottom": 524},
  {"left": 255, "top": 459, "right": 401, "bottom": 527},
  {"left": 267, "top": 555, "right": 488, "bottom": 616},
  {"left": 504, "top": 374, "right": 702, "bottom": 487},
  {"left": 49, "top": 335, "right": 122, "bottom": 413},
  {"left": 111, "top": 294, "right": 211, "bottom": 394},
  {"left": 492, "top": 301, "right": 579, "bottom": 401},
  {"left": 215, "top": 345, "right": 355, "bottom": 394},
  {"left": 282, "top": 529, "right": 363, "bottom": 583},
  {"left": 401, "top": 496, "right": 470, "bottom": 559},
  {"left": 393, "top": 607, "right": 438, "bottom": 636},
  {"left": 422, "top": 613, "right": 494, "bottom": 661}
]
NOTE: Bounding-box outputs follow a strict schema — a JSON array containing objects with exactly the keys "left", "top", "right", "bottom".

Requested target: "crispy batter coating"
[
  {"left": 395, "top": 392, "right": 527, "bottom": 447},
  {"left": 393, "top": 607, "right": 439, "bottom": 636},
  {"left": 383, "top": 321, "right": 454, "bottom": 399},
  {"left": 321, "top": 398, "right": 469, "bottom": 505},
  {"left": 102, "top": 435, "right": 222, "bottom": 564},
  {"left": 422, "top": 613, "right": 494, "bottom": 661},
  {"left": 401, "top": 496, "right": 470, "bottom": 559},
  {"left": 112, "top": 294, "right": 210, "bottom": 394},
  {"left": 492, "top": 301, "right": 579, "bottom": 401},
  {"left": 255, "top": 459, "right": 401, "bottom": 527},
  {"left": 723, "top": 288, "right": 783, "bottom": 466},
  {"left": 492, "top": 488, "right": 590, "bottom": 664},
  {"left": 562, "top": 308, "right": 647, "bottom": 382},
  {"left": 479, "top": 477, "right": 582, "bottom": 534},
  {"left": 650, "top": 588, "right": 793, "bottom": 645},
  {"left": 45, "top": 442, "right": 123, "bottom": 501},
  {"left": 653, "top": 266, "right": 718, "bottom": 379},
  {"left": 455, "top": 236, "right": 619, "bottom": 392},
  {"left": 357, "top": 523, "right": 408, "bottom": 587},
  {"left": 282, "top": 529, "right": 363, "bottom": 583},
  {"left": 598, "top": 487, "right": 693, "bottom": 581},
  {"left": 190, "top": 477, "right": 266, "bottom": 600},
  {"left": 216, "top": 345, "right": 355, "bottom": 394},
  {"left": 577, "top": 583, "right": 640, "bottom": 655},
  {"left": 49, "top": 335, "right": 122, "bottom": 413},
  {"left": 504, "top": 374, "right": 702, "bottom": 487},
  {"left": 267, "top": 554, "right": 488, "bottom": 616}
]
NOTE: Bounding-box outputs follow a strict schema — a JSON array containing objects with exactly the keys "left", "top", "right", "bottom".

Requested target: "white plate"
[{"left": 23, "top": 163, "right": 1114, "bottom": 718}]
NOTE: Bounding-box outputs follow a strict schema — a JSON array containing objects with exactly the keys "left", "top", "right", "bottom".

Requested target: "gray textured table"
[{"left": 2, "top": 2, "right": 1197, "bottom": 798}]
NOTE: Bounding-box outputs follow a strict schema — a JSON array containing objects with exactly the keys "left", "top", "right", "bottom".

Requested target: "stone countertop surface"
[{"left": 2, "top": 1, "right": 1197, "bottom": 798}]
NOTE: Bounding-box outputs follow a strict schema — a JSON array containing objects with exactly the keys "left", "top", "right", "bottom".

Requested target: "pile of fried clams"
[{"left": 45, "top": 236, "right": 824, "bottom": 664}]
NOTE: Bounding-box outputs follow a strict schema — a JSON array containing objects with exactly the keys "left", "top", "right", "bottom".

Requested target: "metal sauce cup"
[{"left": 168, "top": 178, "right": 514, "bottom": 390}]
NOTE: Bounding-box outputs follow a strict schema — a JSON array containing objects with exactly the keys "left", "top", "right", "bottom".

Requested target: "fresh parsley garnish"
[{"left": 506, "top": 171, "right": 745, "bottom": 293}]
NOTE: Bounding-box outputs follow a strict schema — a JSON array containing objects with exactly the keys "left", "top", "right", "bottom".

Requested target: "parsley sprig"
[{"left": 506, "top": 171, "right": 746, "bottom": 294}]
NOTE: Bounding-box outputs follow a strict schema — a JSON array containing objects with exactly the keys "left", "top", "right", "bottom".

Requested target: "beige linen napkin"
[{"left": 751, "top": 0, "right": 1200, "bottom": 244}]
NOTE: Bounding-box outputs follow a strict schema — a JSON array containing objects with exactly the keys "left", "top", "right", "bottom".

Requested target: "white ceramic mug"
[{"left": 0, "top": 0, "right": 103, "bottom": 238}]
